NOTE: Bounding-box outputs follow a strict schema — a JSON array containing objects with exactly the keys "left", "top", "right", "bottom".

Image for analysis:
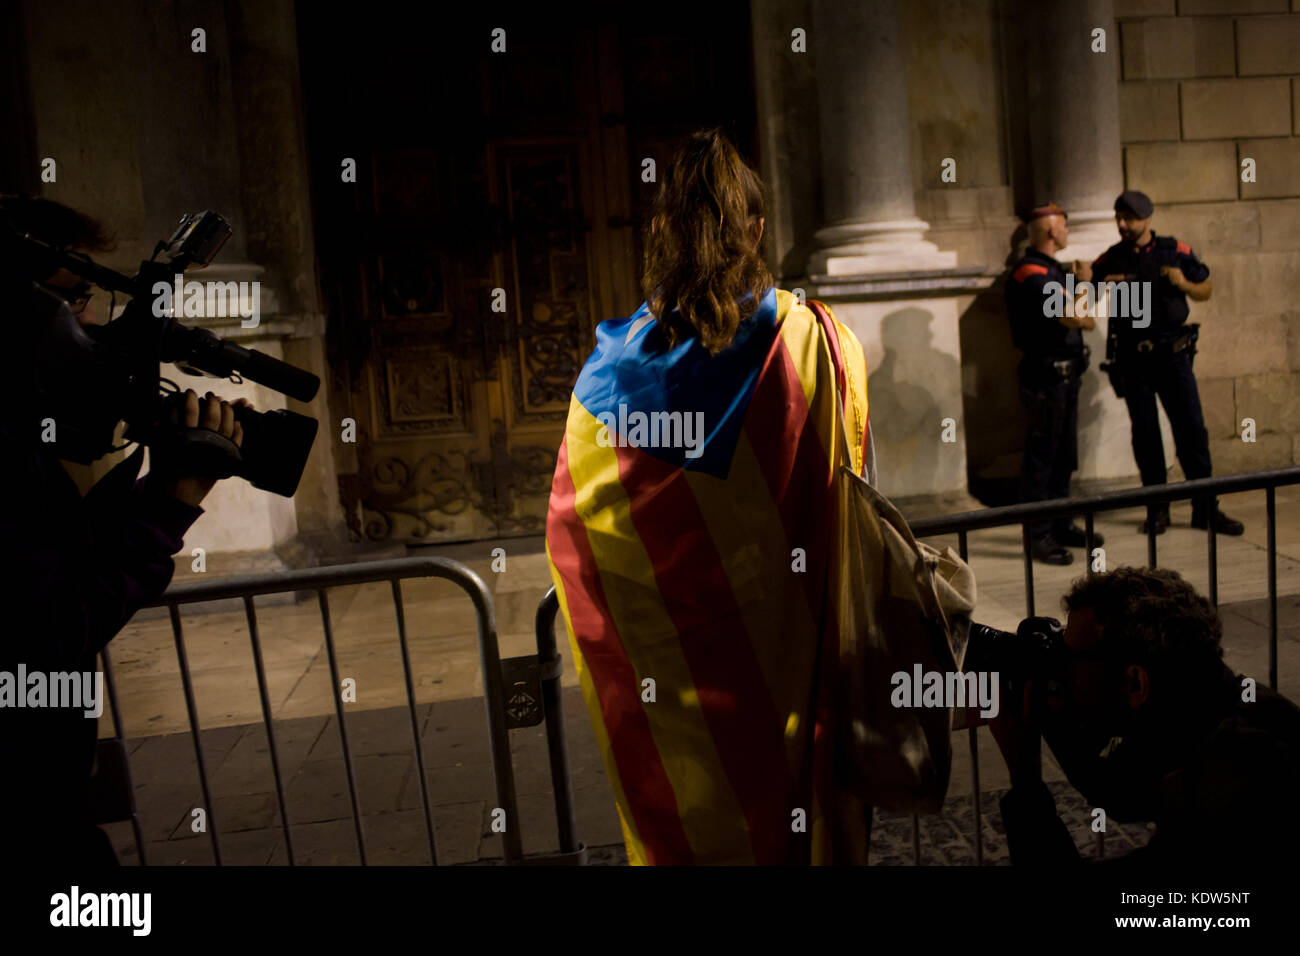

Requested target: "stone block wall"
[{"left": 1117, "top": 0, "right": 1300, "bottom": 477}]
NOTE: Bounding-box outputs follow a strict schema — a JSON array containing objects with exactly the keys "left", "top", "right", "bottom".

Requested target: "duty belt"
[
  {"left": 1126, "top": 324, "right": 1199, "bottom": 360},
  {"left": 1038, "top": 344, "right": 1089, "bottom": 380}
]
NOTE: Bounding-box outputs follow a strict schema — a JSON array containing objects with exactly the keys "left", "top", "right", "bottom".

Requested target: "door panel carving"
[
  {"left": 309, "top": 26, "right": 643, "bottom": 544},
  {"left": 352, "top": 138, "right": 608, "bottom": 543}
]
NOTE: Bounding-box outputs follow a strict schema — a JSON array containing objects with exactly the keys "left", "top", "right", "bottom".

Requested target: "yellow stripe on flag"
[
  {"left": 683, "top": 431, "right": 821, "bottom": 780},
  {"left": 563, "top": 401, "right": 756, "bottom": 864},
  {"left": 547, "top": 539, "right": 647, "bottom": 865}
]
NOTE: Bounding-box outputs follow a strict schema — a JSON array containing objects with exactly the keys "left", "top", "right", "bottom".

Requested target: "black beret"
[{"left": 1114, "top": 190, "right": 1153, "bottom": 218}]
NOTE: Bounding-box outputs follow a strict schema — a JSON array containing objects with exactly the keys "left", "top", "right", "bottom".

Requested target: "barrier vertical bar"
[
  {"left": 1205, "top": 517, "right": 1218, "bottom": 607},
  {"left": 1267, "top": 487, "right": 1278, "bottom": 689},
  {"left": 536, "top": 589, "right": 579, "bottom": 856},
  {"left": 1021, "top": 524, "right": 1035, "bottom": 617},
  {"left": 1084, "top": 502, "right": 1100, "bottom": 867},
  {"left": 391, "top": 579, "right": 439, "bottom": 865},
  {"left": 1085, "top": 512, "right": 1095, "bottom": 578},
  {"left": 242, "top": 595, "right": 295, "bottom": 866},
  {"left": 966, "top": 726, "right": 982, "bottom": 867},
  {"left": 473, "top": 592, "right": 523, "bottom": 865},
  {"left": 167, "top": 604, "right": 222, "bottom": 865},
  {"left": 99, "top": 647, "right": 147, "bottom": 865},
  {"left": 317, "top": 589, "right": 368, "bottom": 864},
  {"left": 957, "top": 530, "right": 982, "bottom": 866}
]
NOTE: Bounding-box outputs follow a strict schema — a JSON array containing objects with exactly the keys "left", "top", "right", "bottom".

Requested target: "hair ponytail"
[{"left": 641, "top": 129, "right": 772, "bottom": 354}]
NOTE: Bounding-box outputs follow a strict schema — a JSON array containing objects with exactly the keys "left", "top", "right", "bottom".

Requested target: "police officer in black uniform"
[
  {"left": 1082, "top": 190, "right": 1243, "bottom": 536},
  {"left": 1006, "top": 203, "right": 1103, "bottom": 565}
]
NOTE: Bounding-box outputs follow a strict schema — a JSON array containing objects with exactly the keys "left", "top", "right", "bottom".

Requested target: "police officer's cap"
[
  {"left": 1026, "top": 202, "right": 1067, "bottom": 223},
  {"left": 1114, "top": 190, "right": 1153, "bottom": 218}
]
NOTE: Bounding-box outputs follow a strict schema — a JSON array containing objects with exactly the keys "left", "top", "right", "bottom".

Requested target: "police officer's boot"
[
  {"left": 1191, "top": 500, "right": 1244, "bottom": 536},
  {"left": 1031, "top": 535, "right": 1074, "bottom": 565},
  {"left": 1139, "top": 504, "right": 1170, "bottom": 535},
  {"left": 1053, "top": 522, "right": 1105, "bottom": 549}
]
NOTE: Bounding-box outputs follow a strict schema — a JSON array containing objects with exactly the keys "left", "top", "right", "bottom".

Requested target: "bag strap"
[{"left": 804, "top": 297, "right": 866, "bottom": 479}]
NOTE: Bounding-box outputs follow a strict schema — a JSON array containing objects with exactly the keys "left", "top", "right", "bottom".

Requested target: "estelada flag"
[{"left": 545, "top": 287, "right": 871, "bottom": 864}]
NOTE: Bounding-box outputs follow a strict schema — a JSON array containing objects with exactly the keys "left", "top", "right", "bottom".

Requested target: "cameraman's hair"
[
  {"left": 0, "top": 194, "right": 113, "bottom": 252},
  {"left": 641, "top": 128, "right": 771, "bottom": 355},
  {"left": 1064, "top": 567, "right": 1226, "bottom": 696}
]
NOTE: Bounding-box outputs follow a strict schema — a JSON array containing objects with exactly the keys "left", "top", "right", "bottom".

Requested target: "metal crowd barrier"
[
  {"left": 537, "top": 467, "right": 1300, "bottom": 865},
  {"left": 97, "top": 556, "right": 584, "bottom": 866},
  {"left": 904, "top": 466, "right": 1300, "bottom": 865}
]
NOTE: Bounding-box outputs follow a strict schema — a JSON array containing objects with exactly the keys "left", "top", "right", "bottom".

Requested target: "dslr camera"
[{"left": 966, "top": 616, "right": 1070, "bottom": 700}]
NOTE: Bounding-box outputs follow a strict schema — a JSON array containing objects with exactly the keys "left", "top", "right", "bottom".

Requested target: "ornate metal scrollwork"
[
  {"left": 362, "top": 451, "right": 477, "bottom": 540},
  {"left": 517, "top": 300, "right": 582, "bottom": 409},
  {"left": 360, "top": 419, "right": 556, "bottom": 541}
]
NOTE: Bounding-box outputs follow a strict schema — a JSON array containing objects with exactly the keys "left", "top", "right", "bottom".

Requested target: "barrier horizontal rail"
[
  {"left": 906, "top": 467, "right": 1300, "bottom": 536},
  {"left": 115, "top": 557, "right": 536, "bottom": 865}
]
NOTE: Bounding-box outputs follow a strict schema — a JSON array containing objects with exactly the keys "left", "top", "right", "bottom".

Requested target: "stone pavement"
[
  {"left": 102, "top": 592, "right": 1296, "bottom": 866},
  {"left": 102, "top": 686, "right": 627, "bottom": 866}
]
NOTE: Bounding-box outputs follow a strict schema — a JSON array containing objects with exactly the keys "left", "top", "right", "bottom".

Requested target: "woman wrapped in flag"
[{"left": 546, "top": 129, "right": 875, "bottom": 864}]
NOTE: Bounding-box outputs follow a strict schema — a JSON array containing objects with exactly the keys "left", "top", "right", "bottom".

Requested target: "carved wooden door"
[
  {"left": 341, "top": 138, "right": 613, "bottom": 543},
  {"left": 307, "top": 14, "right": 750, "bottom": 545},
  {"left": 331, "top": 20, "right": 636, "bottom": 544}
]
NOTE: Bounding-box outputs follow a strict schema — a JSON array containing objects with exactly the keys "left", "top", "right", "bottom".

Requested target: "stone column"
[
  {"left": 226, "top": 0, "right": 349, "bottom": 559},
  {"left": 750, "top": 0, "right": 820, "bottom": 281},
  {"left": 806, "top": 0, "right": 955, "bottom": 276},
  {"left": 1009, "top": 0, "right": 1143, "bottom": 486},
  {"left": 1019, "top": 0, "right": 1124, "bottom": 260}
]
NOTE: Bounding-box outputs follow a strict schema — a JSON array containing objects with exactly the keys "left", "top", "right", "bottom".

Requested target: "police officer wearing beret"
[
  {"left": 1007, "top": 203, "right": 1103, "bottom": 565},
  {"left": 1077, "top": 190, "right": 1243, "bottom": 537}
]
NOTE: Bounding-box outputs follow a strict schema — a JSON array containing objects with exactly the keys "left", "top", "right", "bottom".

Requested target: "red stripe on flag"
[
  {"left": 546, "top": 437, "right": 696, "bottom": 864},
  {"left": 743, "top": 340, "right": 836, "bottom": 594},
  {"left": 743, "top": 329, "right": 841, "bottom": 862},
  {"left": 615, "top": 443, "right": 796, "bottom": 865}
]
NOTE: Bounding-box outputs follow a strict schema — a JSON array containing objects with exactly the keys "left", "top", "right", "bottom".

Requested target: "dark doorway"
[{"left": 297, "top": 3, "right": 758, "bottom": 543}]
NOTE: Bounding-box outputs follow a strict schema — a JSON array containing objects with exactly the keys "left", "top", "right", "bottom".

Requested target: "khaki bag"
[{"left": 832, "top": 421, "right": 977, "bottom": 815}]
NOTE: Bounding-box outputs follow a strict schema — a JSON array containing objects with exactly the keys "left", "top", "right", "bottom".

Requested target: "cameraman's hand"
[
  {"left": 989, "top": 678, "right": 1043, "bottom": 788},
  {"left": 156, "top": 389, "right": 251, "bottom": 508}
]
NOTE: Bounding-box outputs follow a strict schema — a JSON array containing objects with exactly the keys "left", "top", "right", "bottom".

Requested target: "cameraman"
[
  {"left": 0, "top": 195, "right": 248, "bottom": 867},
  {"left": 990, "top": 567, "right": 1300, "bottom": 866}
]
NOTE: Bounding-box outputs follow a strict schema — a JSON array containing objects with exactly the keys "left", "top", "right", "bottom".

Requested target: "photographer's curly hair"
[
  {"left": 641, "top": 128, "right": 772, "bottom": 354},
  {"left": 1064, "top": 567, "right": 1226, "bottom": 700}
]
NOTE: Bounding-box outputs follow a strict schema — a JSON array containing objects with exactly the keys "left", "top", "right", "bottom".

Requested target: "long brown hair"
[{"left": 641, "top": 129, "right": 772, "bottom": 354}]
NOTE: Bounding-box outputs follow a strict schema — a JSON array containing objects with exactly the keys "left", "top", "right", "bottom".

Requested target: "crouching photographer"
[
  {"left": 972, "top": 567, "right": 1300, "bottom": 867},
  {"left": 0, "top": 195, "right": 318, "bottom": 867}
]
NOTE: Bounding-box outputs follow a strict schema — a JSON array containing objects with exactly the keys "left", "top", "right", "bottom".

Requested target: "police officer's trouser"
[
  {"left": 1121, "top": 349, "right": 1216, "bottom": 518},
  {"left": 1019, "top": 370, "right": 1080, "bottom": 541}
]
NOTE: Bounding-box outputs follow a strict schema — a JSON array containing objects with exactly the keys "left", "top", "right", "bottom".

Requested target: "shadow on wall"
[
  {"left": 871, "top": 307, "right": 963, "bottom": 499},
  {"left": 959, "top": 287, "right": 1025, "bottom": 506}
]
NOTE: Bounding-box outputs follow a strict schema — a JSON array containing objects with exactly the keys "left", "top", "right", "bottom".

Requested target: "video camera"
[{"left": 5, "top": 211, "right": 319, "bottom": 497}]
